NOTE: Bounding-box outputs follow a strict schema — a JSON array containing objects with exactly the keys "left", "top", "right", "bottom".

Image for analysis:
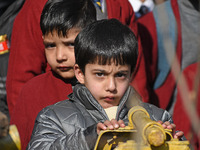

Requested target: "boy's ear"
[{"left": 74, "top": 64, "right": 85, "bottom": 84}]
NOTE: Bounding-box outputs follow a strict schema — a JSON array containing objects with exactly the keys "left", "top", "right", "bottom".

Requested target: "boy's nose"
[
  {"left": 106, "top": 77, "right": 116, "bottom": 92},
  {"left": 56, "top": 48, "right": 67, "bottom": 61}
]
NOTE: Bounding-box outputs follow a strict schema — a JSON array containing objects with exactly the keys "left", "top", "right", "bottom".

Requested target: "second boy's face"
[
  {"left": 43, "top": 28, "right": 80, "bottom": 79},
  {"left": 75, "top": 62, "right": 132, "bottom": 109}
]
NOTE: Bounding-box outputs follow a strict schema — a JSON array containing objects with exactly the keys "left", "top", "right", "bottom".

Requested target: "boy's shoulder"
[
  {"left": 36, "top": 99, "right": 91, "bottom": 127},
  {"left": 16, "top": 70, "right": 73, "bottom": 113},
  {"left": 21, "top": 70, "right": 68, "bottom": 92},
  {"left": 42, "top": 99, "right": 76, "bottom": 113},
  {"left": 22, "top": 71, "right": 53, "bottom": 87}
]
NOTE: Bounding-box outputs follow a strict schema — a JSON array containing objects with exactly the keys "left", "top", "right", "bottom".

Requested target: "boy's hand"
[
  {"left": 97, "top": 119, "right": 125, "bottom": 135},
  {"left": 157, "top": 121, "right": 184, "bottom": 139}
]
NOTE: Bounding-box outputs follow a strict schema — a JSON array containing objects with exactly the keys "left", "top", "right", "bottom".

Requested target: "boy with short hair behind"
[
  {"left": 10, "top": 0, "right": 96, "bottom": 149},
  {"left": 27, "top": 19, "right": 183, "bottom": 150}
]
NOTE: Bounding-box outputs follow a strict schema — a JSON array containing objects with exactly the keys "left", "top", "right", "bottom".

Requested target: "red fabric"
[
  {"left": 6, "top": 0, "right": 49, "bottom": 115},
  {"left": 137, "top": 12, "right": 158, "bottom": 81},
  {"left": 136, "top": 12, "right": 159, "bottom": 105},
  {"left": 106, "top": 0, "right": 137, "bottom": 35},
  {"left": 10, "top": 71, "right": 72, "bottom": 150},
  {"left": 173, "top": 63, "right": 200, "bottom": 150},
  {"left": 130, "top": 37, "right": 150, "bottom": 102},
  {"left": 136, "top": 0, "right": 182, "bottom": 108}
]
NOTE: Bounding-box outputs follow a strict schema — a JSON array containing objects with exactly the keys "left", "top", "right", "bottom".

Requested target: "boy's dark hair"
[
  {"left": 40, "top": 0, "right": 96, "bottom": 36},
  {"left": 75, "top": 19, "right": 138, "bottom": 74}
]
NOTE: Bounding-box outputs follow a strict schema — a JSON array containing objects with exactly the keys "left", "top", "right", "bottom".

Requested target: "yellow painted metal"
[
  {"left": 128, "top": 106, "right": 167, "bottom": 147},
  {"left": 94, "top": 106, "right": 190, "bottom": 150},
  {"left": 0, "top": 125, "right": 21, "bottom": 150},
  {"left": 9, "top": 125, "right": 21, "bottom": 150}
]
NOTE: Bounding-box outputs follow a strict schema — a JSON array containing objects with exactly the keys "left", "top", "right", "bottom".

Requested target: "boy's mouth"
[
  {"left": 103, "top": 96, "right": 115, "bottom": 101},
  {"left": 57, "top": 66, "right": 73, "bottom": 71}
]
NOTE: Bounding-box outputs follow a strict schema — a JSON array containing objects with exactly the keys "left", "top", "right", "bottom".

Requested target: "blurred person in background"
[{"left": 137, "top": 0, "right": 200, "bottom": 149}]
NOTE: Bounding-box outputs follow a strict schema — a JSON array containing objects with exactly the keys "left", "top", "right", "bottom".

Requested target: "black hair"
[
  {"left": 75, "top": 19, "right": 138, "bottom": 74},
  {"left": 40, "top": 0, "right": 96, "bottom": 37}
]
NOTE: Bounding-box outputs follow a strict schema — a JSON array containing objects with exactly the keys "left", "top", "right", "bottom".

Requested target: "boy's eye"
[
  {"left": 116, "top": 73, "right": 127, "bottom": 78},
  {"left": 44, "top": 43, "right": 55, "bottom": 49},
  {"left": 64, "top": 42, "right": 74, "bottom": 47},
  {"left": 96, "top": 72, "right": 104, "bottom": 77},
  {"left": 68, "top": 43, "right": 74, "bottom": 47}
]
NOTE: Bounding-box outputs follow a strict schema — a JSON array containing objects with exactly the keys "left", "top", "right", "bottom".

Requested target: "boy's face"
[
  {"left": 43, "top": 28, "right": 80, "bottom": 79},
  {"left": 75, "top": 61, "right": 132, "bottom": 109}
]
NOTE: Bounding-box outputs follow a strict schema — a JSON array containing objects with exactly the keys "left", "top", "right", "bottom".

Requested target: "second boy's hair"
[
  {"left": 75, "top": 19, "right": 138, "bottom": 74},
  {"left": 40, "top": 0, "right": 96, "bottom": 37}
]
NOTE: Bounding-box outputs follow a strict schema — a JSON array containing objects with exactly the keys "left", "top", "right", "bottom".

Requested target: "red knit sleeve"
[{"left": 6, "top": 0, "right": 48, "bottom": 115}]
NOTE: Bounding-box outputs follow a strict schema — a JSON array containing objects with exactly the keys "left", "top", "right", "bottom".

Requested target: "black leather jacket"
[{"left": 27, "top": 84, "right": 172, "bottom": 150}]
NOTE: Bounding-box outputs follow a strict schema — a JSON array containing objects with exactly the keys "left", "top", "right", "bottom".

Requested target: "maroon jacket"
[{"left": 10, "top": 71, "right": 73, "bottom": 150}]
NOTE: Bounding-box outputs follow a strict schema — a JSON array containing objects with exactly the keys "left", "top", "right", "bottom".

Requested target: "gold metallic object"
[
  {"left": 94, "top": 106, "right": 190, "bottom": 150},
  {"left": 0, "top": 34, "right": 7, "bottom": 42},
  {"left": 0, "top": 34, "right": 9, "bottom": 54}
]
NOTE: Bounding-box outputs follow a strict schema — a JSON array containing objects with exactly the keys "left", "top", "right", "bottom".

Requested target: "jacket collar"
[
  {"left": 69, "top": 84, "right": 132, "bottom": 111},
  {"left": 68, "top": 84, "right": 143, "bottom": 121}
]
